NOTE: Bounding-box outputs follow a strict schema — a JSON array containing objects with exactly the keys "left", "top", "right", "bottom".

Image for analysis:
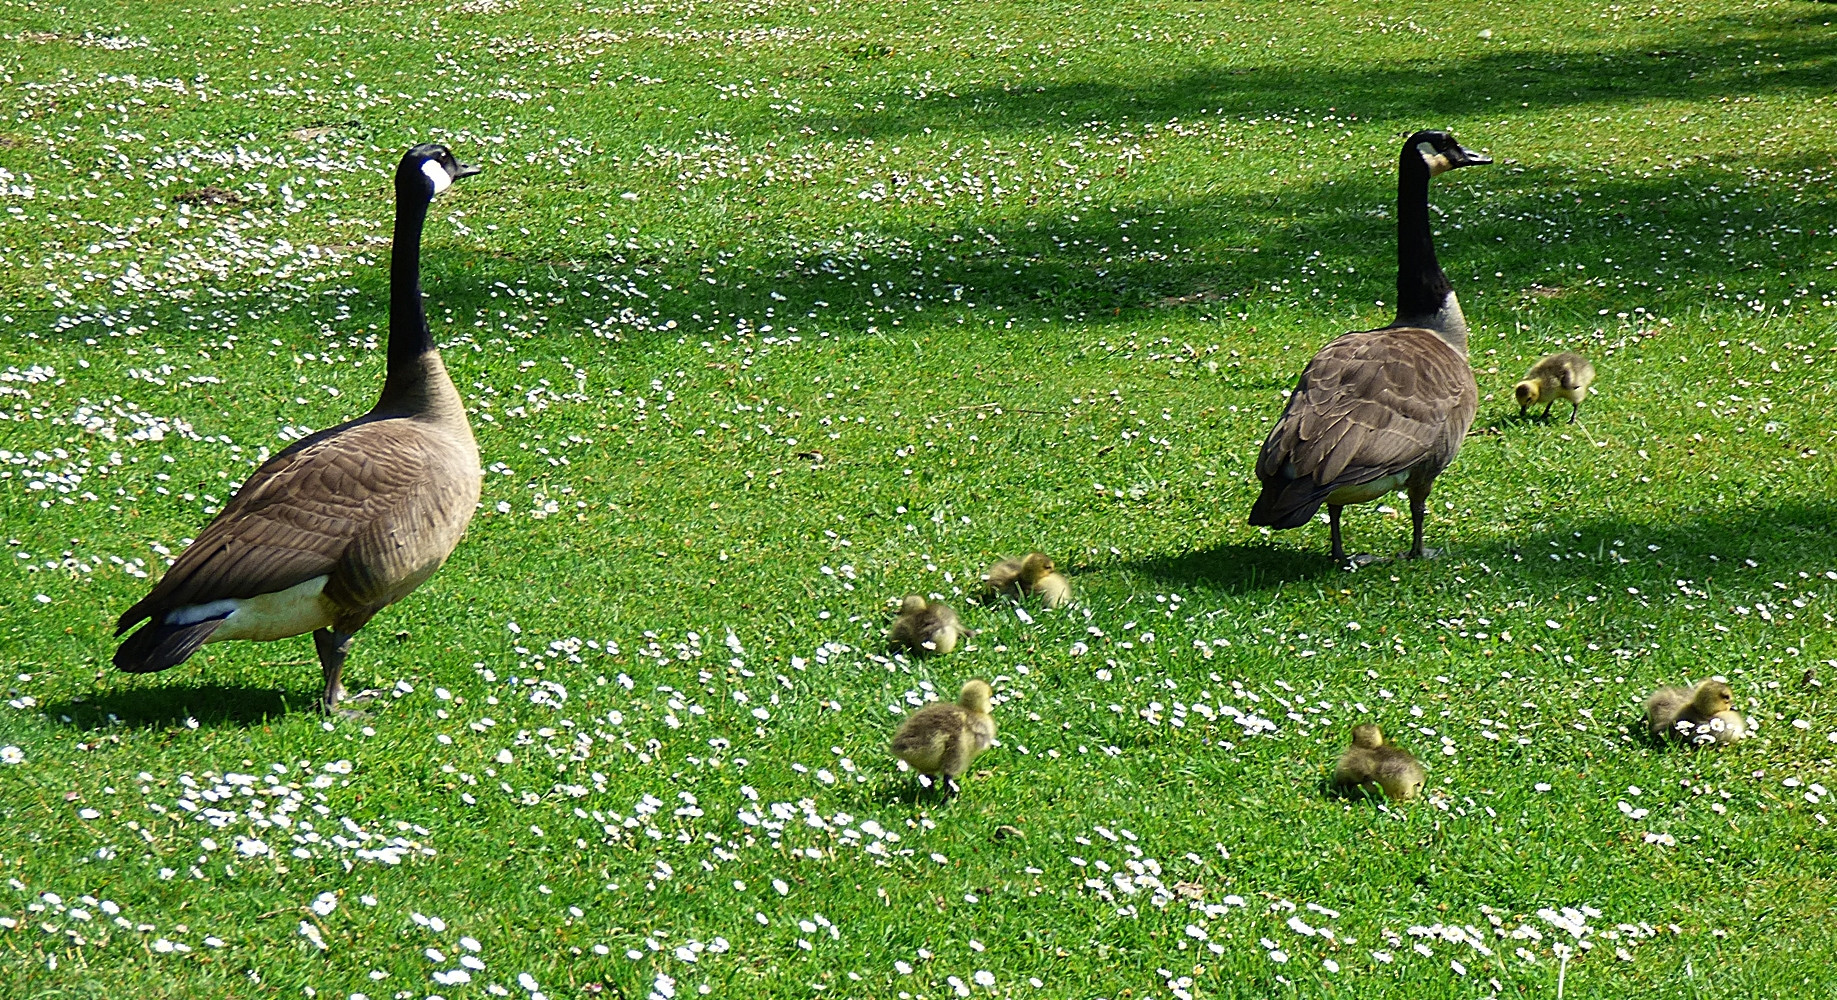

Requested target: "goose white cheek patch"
[
  {"left": 1417, "top": 142, "right": 1452, "bottom": 176},
  {"left": 421, "top": 159, "right": 453, "bottom": 195}
]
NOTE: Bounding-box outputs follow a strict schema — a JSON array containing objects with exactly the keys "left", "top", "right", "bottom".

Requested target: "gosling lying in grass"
[
  {"left": 1515, "top": 350, "right": 1595, "bottom": 423},
  {"left": 1332, "top": 723, "right": 1426, "bottom": 801},
  {"left": 984, "top": 552, "right": 1072, "bottom": 608},
  {"left": 1645, "top": 679, "right": 1748, "bottom": 745},
  {"left": 888, "top": 595, "right": 968, "bottom": 656},
  {"left": 890, "top": 679, "right": 995, "bottom": 794}
]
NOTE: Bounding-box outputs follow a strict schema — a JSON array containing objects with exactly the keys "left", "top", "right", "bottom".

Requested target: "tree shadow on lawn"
[
  {"left": 794, "top": 9, "right": 1837, "bottom": 140},
  {"left": 41, "top": 682, "right": 303, "bottom": 732},
  {"left": 23, "top": 142, "right": 1837, "bottom": 370}
]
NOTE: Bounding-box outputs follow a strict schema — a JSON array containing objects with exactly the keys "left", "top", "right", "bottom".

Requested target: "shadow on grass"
[
  {"left": 797, "top": 10, "right": 1837, "bottom": 139},
  {"left": 1113, "top": 541, "right": 1341, "bottom": 594},
  {"left": 42, "top": 682, "right": 303, "bottom": 731},
  {"left": 1119, "top": 499, "right": 1837, "bottom": 600},
  {"left": 25, "top": 144, "right": 1837, "bottom": 372},
  {"left": 1478, "top": 499, "right": 1837, "bottom": 568}
]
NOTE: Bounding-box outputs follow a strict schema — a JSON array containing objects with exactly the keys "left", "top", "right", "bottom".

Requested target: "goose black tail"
[
  {"left": 1247, "top": 476, "right": 1329, "bottom": 530},
  {"left": 114, "top": 618, "right": 223, "bottom": 674}
]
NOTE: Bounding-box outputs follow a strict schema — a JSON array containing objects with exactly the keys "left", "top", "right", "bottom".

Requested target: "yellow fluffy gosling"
[
  {"left": 889, "top": 679, "right": 996, "bottom": 793},
  {"left": 1332, "top": 723, "right": 1426, "bottom": 801},
  {"left": 1515, "top": 350, "right": 1595, "bottom": 423},
  {"left": 888, "top": 596, "right": 968, "bottom": 656},
  {"left": 984, "top": 552, "right": 1072, "bottom": 608},
  {"left": 1645, "top": 679, "right": 1747, "bottom": 745}
]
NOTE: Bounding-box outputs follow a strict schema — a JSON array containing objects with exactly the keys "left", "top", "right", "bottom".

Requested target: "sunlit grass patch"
[{"left": 4, "top": 0, "right": 1837, "bottom": 997}]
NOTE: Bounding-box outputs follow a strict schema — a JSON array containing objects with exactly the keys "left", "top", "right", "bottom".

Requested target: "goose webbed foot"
[{"left": 333, "top": 688, "right": 385, "bottom": 717}]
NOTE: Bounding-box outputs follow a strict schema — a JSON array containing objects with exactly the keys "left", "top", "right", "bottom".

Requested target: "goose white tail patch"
[
  {"left": 421, "top": 159, "right": 453, "bottom": 195},
  {"left": 167, "top": 599, "right": 238, "bottom": 626},
  {"left": 180, "top": 575, "right": 336, "bottom": 643}
]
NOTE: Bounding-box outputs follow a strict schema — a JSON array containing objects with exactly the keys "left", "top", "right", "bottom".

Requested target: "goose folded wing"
[
  {"left": 1260, "top": 329, "right": 1473, "bottom": 491},
  {"left": 117, "top": 421, "right": 431, "bottom": 632}
]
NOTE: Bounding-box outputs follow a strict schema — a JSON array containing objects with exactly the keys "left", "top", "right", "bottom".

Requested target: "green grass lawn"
[{"left": 4, "top": 0, "right": 1837, "bottom": 996}]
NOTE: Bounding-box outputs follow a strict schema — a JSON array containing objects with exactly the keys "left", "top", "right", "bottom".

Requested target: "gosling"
[
  {"left": 1332, "top": 723, "right": 1426, "bottom": 801},
  {"left": 888, "top": 595, "right": 968, "bottom": 656},
  {"left": 1514, "top": 351, "right": 1595, "bottom": 423},
  {"left": 890, "top": 679, "right": 996, "bottom": 793},
  {"left": 984, "top": 552, "right": 1072, "bottom": 608},
  {"left": 1645, "top": 679, "right": 1747, "bottom": 746}
]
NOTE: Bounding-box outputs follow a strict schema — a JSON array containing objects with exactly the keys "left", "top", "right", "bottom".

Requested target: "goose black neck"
[
  {"left": 1394, "top": 159, "right": 1453, "bottom": 322},
  {"left": 382, "top": 182, "right": 434, "bottom": 406}
]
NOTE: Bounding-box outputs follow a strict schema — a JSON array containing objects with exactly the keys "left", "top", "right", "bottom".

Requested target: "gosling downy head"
[
  {"left": 1513, "top": 378, "right": 1542, "bottom": 411},
  {"left": 956, "top": 678, "right": 993, "bottom": 714},
  {"left": 1018, "top": 552, "right": 1056, "bottom": 585},
  {"left": 1689, "top": 680, "right": 1734, "bottom": 716},
  {"left": 889, "top": 678, "right": 997, "bottom": 794}
]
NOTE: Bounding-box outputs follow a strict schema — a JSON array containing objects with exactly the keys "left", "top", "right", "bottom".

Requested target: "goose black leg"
[
  {"left": 1542, "top": 400, "right": 1555, "bottom": 420},
  {"left": 314, "top": 628, "right": 355, "bottom": 712},
  {"left": 1406, "top": 484, "right": 1433, "bottom": 560},
  {"left": 1568, "top": 400, "right": 1580, "bottom": 424},
  {"left": 1328, "top": 504, "right": 1346, "bottom": 561}
]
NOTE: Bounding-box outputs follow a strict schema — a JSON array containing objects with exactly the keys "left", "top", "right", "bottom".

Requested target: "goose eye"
[{"left": 420, "top": 159, "right": 453, "bottom": 195}]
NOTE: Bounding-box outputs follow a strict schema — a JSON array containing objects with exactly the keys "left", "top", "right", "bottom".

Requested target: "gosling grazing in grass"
[
  {"left": 1645, "top": 680, "right": 1748, "bottom": 745},
  {"left": 1333, "top": 723, "right": 1427, "bottom": 801},
  {"left": 1249, "top": 130, "right": 1490, "bottom": 562},
  {"left": 888, "top": 595, "right": 968, "bottom": 656},
  {"left": 1515, "top": 351, "right": 1595, "bottom": 423},
  {"left": 113, "top": 145, "right": 484, "bottom": 713},
  {"left": 984, "top": 552, "right": 1072, "bottom": 608},
  {"left": 890, "top": 679, "right": 996, "bottom": 793}
]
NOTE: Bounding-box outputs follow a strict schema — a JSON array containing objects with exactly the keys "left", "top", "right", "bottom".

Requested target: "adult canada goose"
[
  {"left": 889, "top": 595, "right": 969, "bottom": 656},
  {"left": 1249, "top": 130, "right": 1490, "bottom": 561},
  {"left": 983, "top": 552, "right": 1072, "bottom": 608},
  {"left": 1645, "top": 679, "right": 1747, "bottom": 746},
  {"left": 113, "top": 144, "right": 483, "bottom": 712},
  {"left": 890, "top": 679, "right": 996, "bottom": 794},
  {"left": 1332, "top": 723, "right": 1426, "bottom": 801},
  {"left": 1514, "top": 350, "right": 1595, "bottom": 423}
]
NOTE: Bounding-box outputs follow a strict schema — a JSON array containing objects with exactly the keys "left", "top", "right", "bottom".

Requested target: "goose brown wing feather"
[
  {"left": 116, "top": 417, "right": 458, "bottom": 632},
  {"left": 1253, "top": 327, "right": 1476, "bottom": 523}
]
